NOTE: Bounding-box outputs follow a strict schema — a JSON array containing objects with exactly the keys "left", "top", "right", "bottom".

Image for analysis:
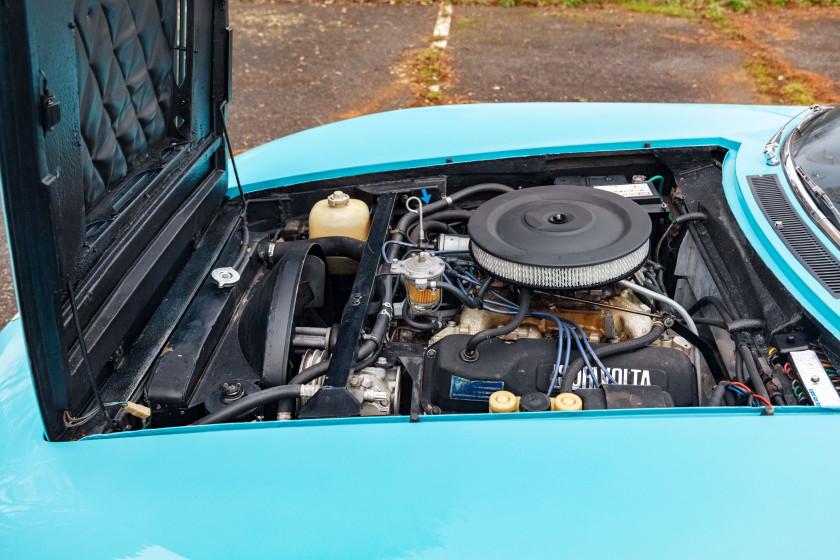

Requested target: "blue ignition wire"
[
  {"left": 530, "top": 312, "right": 565, "bottom": 394},
  {"left": 533, "top": 313, "right": 572, "bottom": 396},
  {"left": 558, "top": 318, "right": 618, "bottom": 385},
  {"left": 483, "top": 296, "right": 605, "bottom": 388}
]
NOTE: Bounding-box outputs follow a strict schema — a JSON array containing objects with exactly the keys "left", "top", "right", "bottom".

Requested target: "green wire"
[
  {"left": 648, "top": 175, "right": 665, "bottom": 198},
  {"left": 647, "top": 175, "right": 672, "bottom": 222}
]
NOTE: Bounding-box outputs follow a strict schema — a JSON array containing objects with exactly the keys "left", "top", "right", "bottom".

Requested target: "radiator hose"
[{"left": 258, "top": 236, "right": 366, "bottom": 264}]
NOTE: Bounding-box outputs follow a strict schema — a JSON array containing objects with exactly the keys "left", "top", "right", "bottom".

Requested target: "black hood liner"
[{"left": 75, "top": 0, "right": 177, "bottom": 210}]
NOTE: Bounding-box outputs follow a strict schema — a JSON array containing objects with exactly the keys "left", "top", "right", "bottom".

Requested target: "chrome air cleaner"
[{"left": 468, "top": 185, "right": 651, "bottom": 289}]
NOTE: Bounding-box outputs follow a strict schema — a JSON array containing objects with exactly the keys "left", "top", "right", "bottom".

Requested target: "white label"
[
  {"left": 594, "top": 183, "right": 654, "bottom": 198},
  {"left": 791, "top": 350, "right": 840, "bottom": 407}
]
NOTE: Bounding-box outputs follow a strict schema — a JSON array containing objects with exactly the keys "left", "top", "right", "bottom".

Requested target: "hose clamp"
[{"left": 379, "top": 301, "right": 394, "bottom": 319}]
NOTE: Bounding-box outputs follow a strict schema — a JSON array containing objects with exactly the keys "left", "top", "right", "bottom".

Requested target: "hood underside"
[{"left": 0, "top": 0, "right": 230, "bottom": 440}]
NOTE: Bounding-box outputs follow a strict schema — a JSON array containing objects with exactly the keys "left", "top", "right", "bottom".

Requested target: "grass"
[
  {"left": 409, "top": 46, "right": 451, "bottom": 105},
  {"left": 745, "top": 55, "right": 818, "bottom": 104},
  {"left": 415, "top": 46, "right": 444, "bottom": 86}
]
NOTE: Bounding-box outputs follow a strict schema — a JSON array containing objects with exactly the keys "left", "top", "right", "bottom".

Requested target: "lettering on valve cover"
[{"left": 570, "top": 366, "right": 652, "bottom": 389}]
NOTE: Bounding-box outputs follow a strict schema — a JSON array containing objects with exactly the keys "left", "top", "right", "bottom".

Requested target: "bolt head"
[
  {"left": 349, "top": 376, "right": 360, "bottom": 387},
  {"left": 427, "top": 349, "right": 437, "bottom": 358},
  {"left": 376, "top": 357, "right": 388, "bottom": 366},
  {"left": 812, "top": 374, "right": 821, "bottom": 383}
]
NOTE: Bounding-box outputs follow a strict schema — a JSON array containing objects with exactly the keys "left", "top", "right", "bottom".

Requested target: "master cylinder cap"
[
  {"left": 489, "top": 390, "right": 520, "bottom": 413},
  {"left": 552, "top": 393, "right": 583, "bottom": 412}
]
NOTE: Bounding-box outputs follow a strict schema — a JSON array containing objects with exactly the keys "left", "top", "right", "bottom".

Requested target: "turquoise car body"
[{"left": 2, "top": 102, "right": 839, "bottom": 558}]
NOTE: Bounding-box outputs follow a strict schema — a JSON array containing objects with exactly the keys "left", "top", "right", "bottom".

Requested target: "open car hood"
[{"left": 0, "top": 0, "right": 231, "bottom": 440}]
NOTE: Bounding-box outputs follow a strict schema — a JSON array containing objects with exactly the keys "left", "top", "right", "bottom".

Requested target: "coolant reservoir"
[{"left": 309, "top": 191, "right": 370, "bottom": 274}]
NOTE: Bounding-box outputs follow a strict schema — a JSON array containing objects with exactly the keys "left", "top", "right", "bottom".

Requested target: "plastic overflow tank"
[{"left": 309, "top": 191, "right": 370, "bottom": 274}]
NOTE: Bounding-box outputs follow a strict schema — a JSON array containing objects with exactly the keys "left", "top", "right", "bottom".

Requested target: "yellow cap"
[
  {"left": 552, "top": 393, "right": 583, "bottom": 412},
  {"left": 489, "top": 391, "right": 519, "bottom": 413}
]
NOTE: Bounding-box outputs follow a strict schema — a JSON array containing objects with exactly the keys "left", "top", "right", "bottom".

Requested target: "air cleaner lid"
[{"left": 467, "top": 185, "right": 651, "bottom": 287}]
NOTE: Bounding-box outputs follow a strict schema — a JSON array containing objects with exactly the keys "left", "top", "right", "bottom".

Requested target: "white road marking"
[{"left": 432, "top": 4, "right": 453, "bottom": 49}]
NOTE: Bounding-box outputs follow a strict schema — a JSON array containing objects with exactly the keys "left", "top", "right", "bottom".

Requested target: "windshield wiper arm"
[
  {"left": 764, "top": 104, "right": 821, "bottom": 166},
  {"left": 795, "top": 165, "right": 840, "bottom": 225}
]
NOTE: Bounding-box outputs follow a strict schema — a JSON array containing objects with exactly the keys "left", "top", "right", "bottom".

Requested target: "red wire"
[
  {"left": 752, "top": 393, "right": 773, "bottom": 407},
  {"left": 783, "top": 362, "right": 794, "bottom": 380},
  {"left": 729, "top": 381, "right": 773, "bottom": 407}
]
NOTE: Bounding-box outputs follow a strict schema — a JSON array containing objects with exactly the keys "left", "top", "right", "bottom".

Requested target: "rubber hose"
[
  {"left": 476, "top": 276, "right": 494, "bottom": 300},
  {"left": 634, "top": 291, "right": 656, "bottom": 312},
  {"left": 693, "top": 317, "right": 729, "bottom": 330},
  {"left": 407, "top": 221, "right": 456, "bottom": 244},
  {"left": 403, "top": 312, "right": 442, "bottom": 332},
  {"left": 727, "top": 318, "right": 765, "bottom": 333},
  {"left": 288, "top": 360, "right": 330, "bottom": 386},
  {"left": 654, "top": 212, "right": 707, "bottom": 262},
  {"left": 675, "top": 212, "right": 708, "bottom": 225},
  {"left": 436, "top": 281, "right": 481, "bottom": 309},
  {"left": 734, "top": 347, "right": 745, "bottom": 384},
  {"left": 708, "top": 382, "right": 730, "bottom": 406},
  {"left": 231, "top": 222, "right": 251, "bottom": 271},
  {"left": 723, "top": 389, "right": 737, "bottom": 406},
  {"left": 737, "top": 344, "right": 771, "bottom": 401},
  {"left": 687, "top": 295, "right": 733, "bottom": 322},
  {"left": 423, "top": 209, "right": 474, "bottom": 224},
  {"left": 193, "top": 385, "right": 303, "bottom": 425},
  {"left": 464, "top": 288, "right": 531, "bottom": 357},
  {"left": 559, "top": 323, "right": 666, "bottom": 393},
  {"left": 694, "top": 317, "right": 765, "bottom": 334},
  {"left": 259, "top": 236, "right": 366, "bottom": 264}
]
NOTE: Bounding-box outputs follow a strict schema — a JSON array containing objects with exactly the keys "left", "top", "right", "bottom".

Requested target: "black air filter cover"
[{"left": 468, "top": 185, "right": 651, "bottom": 289}]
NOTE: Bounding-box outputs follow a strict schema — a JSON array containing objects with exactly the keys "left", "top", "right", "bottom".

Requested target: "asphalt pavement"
[
  {"left": 445, "top": 7, "right": 761, "bottom": 104},
  {"left": 0, "top": 2, "right": 838, "bottom": 327},
  {"left": 228, "top": 3, "right": 436, "bottom": 151},
  {"left": 745, "top": 7, "right": 840, "bottom": 84}
]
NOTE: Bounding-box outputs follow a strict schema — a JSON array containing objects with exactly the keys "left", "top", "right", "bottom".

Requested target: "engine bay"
[{"left": 63, "top": 147, "right": 840, "bottom": 434}]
